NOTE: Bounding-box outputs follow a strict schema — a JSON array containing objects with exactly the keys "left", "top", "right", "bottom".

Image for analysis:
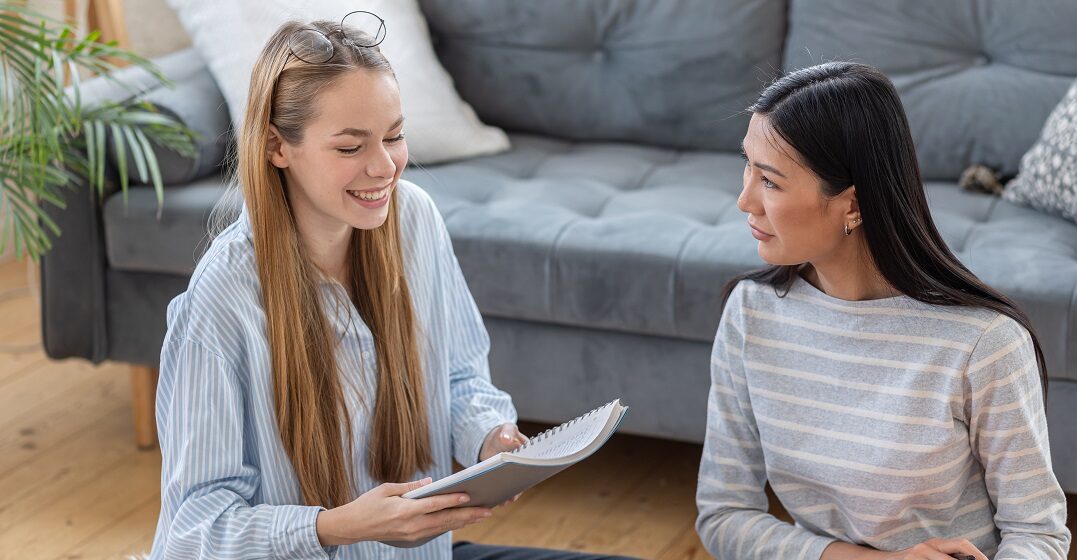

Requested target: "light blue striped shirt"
[{"left": 149, "top": 180, "right": 517, "bottom": 559}]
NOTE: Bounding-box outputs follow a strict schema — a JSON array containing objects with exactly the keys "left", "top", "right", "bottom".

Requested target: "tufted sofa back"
[
  {"left": 420, "top": 0, "right": 1077, "bottom": 181},
  {"left": 783, "top": 0, "right": 1077, "bottom": 180},
  {"left": 419, "top": 0, "right": 787, "bottom": 153}
]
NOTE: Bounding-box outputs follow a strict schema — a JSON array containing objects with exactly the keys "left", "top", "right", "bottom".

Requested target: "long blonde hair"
[{"left": 238, "top": 19, "right": 432, "bottom": 508}]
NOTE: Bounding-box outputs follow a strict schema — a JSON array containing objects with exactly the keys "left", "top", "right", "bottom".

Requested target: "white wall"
[
  {"left": 124, "top": 0, "right": 192, "bottom": 58},
  {"left": 27, "top": 0, "right": 191, "bottom": 57}
]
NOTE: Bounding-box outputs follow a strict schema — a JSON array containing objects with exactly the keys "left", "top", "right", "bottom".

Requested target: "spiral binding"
[{"left": 513, "top": 400, "right": 616, "bottom": 453}]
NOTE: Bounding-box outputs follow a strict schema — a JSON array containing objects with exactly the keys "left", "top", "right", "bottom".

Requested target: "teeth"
[{"left": 348, "top": 187, "right": 390, "bottom": 201}]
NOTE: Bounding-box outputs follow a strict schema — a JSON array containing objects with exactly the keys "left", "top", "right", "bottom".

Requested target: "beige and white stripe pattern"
[{"left": 696, "top": 278, "right": 1070, "bottom": 559}]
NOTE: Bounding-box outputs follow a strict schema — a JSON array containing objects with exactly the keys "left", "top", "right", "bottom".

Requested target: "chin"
[
  {"left": 349, "top": 211, "right": 390, "bottom": 231},
  {"left": 757, "top": 242, "right": 801, "bottom": 267},
  {"left": 340, "top": 195, "right": 393, "bottom": 230}
]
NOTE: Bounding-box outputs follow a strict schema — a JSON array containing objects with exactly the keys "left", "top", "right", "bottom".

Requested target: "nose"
[
  {"left": 366, "top": 143, "right": 397, "bottom": 180},
  {"left": 737, "top": 168, "right": 760, "bottom": 216}
]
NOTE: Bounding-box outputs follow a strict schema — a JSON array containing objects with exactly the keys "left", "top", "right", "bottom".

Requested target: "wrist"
[
  {"left": 477, "top": 423, "right": 502, "bottom": 462},
  {"left": 821, "top": 541, "right": 890, "bottom": 560},
  {"left": 316, "top": 507, "right": 355, "bottom": 547}
]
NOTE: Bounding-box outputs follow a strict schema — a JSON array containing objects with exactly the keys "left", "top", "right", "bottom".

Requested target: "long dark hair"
[{"left": 722, "top": 62, "right": 1048, "bottom": 397}]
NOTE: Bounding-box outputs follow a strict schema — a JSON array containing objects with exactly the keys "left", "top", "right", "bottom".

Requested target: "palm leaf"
[{"left": 0, "top": 2, "right": 196, "bottom": 261}]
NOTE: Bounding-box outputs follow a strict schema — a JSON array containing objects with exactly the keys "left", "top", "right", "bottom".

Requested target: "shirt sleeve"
[
  {"left": 965, "top": 315, "right": 1071, "bottom": 559},
  {"left": 696, "top": 284, "right": 836, "bottom": 560},
  {"left": 154, "top": 336, "right": 336, "bottom": 559},
  {"left": 429, "top": 204, "right": 517, "bottom": 468}
]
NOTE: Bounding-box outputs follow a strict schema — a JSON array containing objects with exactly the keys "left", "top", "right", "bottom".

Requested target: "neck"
[
  {"left": 803, "top": 239, "right": 900, "bottom": 301},
  {"left": 288, "top": 191, "right": 351, "bottom": 286}
]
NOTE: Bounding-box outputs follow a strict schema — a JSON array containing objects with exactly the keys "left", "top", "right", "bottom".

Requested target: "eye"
[
  {"left": 761, "top": 176, "right": 779, "bottom": 190},
  {"left": 336, "top": 146, "right": 360, "bottom": 154},
  {"left": 385, "top": 133, "right": 405, "bottom": 144}
]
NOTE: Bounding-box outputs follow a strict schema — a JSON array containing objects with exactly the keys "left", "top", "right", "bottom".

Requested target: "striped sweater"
[{"left": 696, "top": 277, "right": 1070, "bottom": 559}]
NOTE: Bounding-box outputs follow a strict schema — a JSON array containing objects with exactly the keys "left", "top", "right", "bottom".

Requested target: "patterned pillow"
[{"left": 1004, "top": 79, "right": 1077, "bottom": 223}]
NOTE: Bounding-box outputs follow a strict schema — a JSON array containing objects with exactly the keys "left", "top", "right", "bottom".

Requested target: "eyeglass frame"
[{"left": 286, "top": 10, "right": 387, "bottom": 64}]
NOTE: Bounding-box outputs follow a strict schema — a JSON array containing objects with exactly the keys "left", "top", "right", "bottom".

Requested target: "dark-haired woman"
[{"left": 695, "top": 62, "right": 1070, "bottom": 560}]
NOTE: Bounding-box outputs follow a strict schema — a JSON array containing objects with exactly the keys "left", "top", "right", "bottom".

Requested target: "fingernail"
[
  {"left": 483, "top": 511, "right": 492, "bottom": 517},
  {"left": 458, "top": 495, "right": 469, "bottom": 503}
]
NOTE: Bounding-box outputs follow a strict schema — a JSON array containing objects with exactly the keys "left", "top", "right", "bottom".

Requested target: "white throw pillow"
[{"left": 165, "top": 0, "right": 510, "bottom": 164}]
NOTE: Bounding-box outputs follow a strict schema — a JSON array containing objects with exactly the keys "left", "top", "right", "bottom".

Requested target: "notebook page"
[{"left": 512, "top": 401, "right": 616, "bottom": 460}]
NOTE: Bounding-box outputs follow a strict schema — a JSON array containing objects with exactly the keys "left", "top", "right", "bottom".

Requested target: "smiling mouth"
[{"left": 346, "top": 185, "right": 392, "bottom": 201}]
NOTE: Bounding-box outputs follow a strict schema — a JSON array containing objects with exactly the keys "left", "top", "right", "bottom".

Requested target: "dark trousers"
[{"left": 452, "top": 541, "right": 639, "bottom": 560}]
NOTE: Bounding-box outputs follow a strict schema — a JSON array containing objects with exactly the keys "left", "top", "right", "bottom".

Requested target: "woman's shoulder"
[
  {"left": 165, "top": 215, "right": 261, "bottom": 352},
  {"left": 188, "top": 217, "right": 260, "bottom": 303},
  {"left": 969, "top": 311, "right": 1034, "bottom": 357}
]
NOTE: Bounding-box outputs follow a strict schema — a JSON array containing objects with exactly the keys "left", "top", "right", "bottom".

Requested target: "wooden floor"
[{"left": 0, "top": 257, "right": 1073, "bottom": 559}]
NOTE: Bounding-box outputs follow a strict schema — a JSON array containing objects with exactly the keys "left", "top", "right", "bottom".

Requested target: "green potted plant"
[{"left": 0, "top": 3, "right": 195, "bottom": 262}]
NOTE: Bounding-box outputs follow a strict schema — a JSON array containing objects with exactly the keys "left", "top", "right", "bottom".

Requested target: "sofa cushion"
[
  {"left": 102, "top": 134, "right": 1077, "bottom": 381},
  {"left": 407, "top": 134, "right": 762, "bottom": 339},
  {"left": 782, "top": 0, "right": 1077, "bottom": 181},
  {"left": 922, "top": 182, "right": 1077, "bottom": 383},
  {"left": 418, "top": 0, "right": 787, "bottom": 152},
  {"left": 409, "top": 134, "right": 1077, "bottom": 380},
  {"left": 103, "top": 175, "right": 234, "bottom": 276}
]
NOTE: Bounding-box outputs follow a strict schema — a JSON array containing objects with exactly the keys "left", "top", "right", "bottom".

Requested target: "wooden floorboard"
[{"left": 0, "top": 258, "right": 1074, "bottom": 559}]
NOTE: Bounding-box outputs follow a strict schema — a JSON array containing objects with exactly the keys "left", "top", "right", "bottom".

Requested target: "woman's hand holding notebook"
[{"left": 403, "top": 399, "right": 629, "bottom": 508}]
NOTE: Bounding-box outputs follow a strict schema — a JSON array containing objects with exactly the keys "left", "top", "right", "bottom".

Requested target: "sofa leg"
[{"left": 131, "top": 365, "right": 159, "bottom": 450}]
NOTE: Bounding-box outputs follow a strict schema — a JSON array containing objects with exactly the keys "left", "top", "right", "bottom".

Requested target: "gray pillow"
[
  {"left": 417, "top": 0, "right": 788, "bottom": 152},
  {"left": 1004, "top": 79, "right": 1077, "bottom": 224},
  {"left": 111, "top": 67, "right": 232, "bottom": 186}
]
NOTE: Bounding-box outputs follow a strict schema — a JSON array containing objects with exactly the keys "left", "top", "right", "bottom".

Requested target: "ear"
[
  {"left": 842, "top": 185, "right": 862, "bottom": 230},
  {"left": 266, "top": 124, "right": 289, "bottom": 169}
]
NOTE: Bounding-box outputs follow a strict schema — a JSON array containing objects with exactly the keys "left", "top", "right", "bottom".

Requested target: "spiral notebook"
[{"left": 403, "top": 399, "right": 629, "bottom": 507}]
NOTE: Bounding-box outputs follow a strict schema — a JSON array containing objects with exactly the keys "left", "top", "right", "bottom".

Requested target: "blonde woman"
[{"left": 149, "top": 16, "right": 632, "bottom": 560}]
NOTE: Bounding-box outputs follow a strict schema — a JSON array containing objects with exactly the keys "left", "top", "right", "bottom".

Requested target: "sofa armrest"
[
  {"left": 40, "top": 48, "right": 218, "bottom": 363},
  {"left": 40, "top": 173, "right": 109, "bottom": 362}
]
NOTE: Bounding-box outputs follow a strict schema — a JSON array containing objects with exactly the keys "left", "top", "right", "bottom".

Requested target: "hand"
[
  {"left": 479, "top": 423, "right": 529, "bottom": 506},
  {"left": 822, "top": 538, "right": 987, "bottom": 560},
  {"left": 880, "top": 538, "right": 988, "bottom": 560},
  {"left": 315, "top": 478, "right": 492, "bottom": 548},
  {"left": 479, "top": 423, "right": 528, "bottom": 462}
]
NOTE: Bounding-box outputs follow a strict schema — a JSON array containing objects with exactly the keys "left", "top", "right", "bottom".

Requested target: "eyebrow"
[
  {"left": 332, "top": 116, "right": 405, "bottom": 138},
  {"left": 741, "top": 141, "right": 788, "bottom": 179}
]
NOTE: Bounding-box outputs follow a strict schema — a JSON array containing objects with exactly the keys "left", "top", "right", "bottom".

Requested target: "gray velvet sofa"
[{"left": 41, "top": 0, "right": 1077, "bottom": 492}]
